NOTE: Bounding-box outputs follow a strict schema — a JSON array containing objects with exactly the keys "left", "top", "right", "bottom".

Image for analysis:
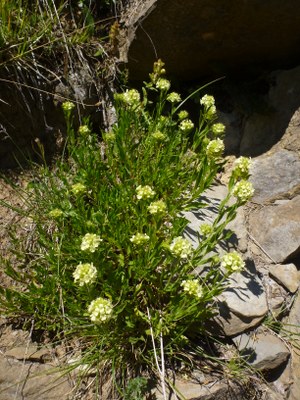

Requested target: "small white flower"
[
  {"left": 104, "top": 132, "right": 116, "bottom": 142},
  {"left": 206, "top": 138, "right": 225, "bottom": 158},
  {"left": 181, "top": 279, "right": 203, "bottom": 298},
  {"left": 200, "top": 94, "right": 216, "bottom": 118},
  {"left": 48, "top": 208, "right": 63, "bottom": 218},
  {"left": 179, "top": 119, "right": 194, "bottom": 132},
  {"left": 169, "top": 237, "right": 193, "bottom": 259},
  {"left": 78, "top": 125, "right": 91, "bottom": 136},
  {"left": 151, "top": 131, "right": 167, "bottom": 141},
  {"left": 130, "top": 233, "right": 150, "bottom": 245},
  {"left": 88, "top": 297, "right": 113, "bottom": 323},
  {"left": 232, "top": 180, "right": 254, "bottom": 203},
  {"left": 211, "top": 123, "right": 226, "bottom": 137},
  {"left": 73, "top": 262, "right": 97, "bottom": 286},
  {"left": 178, "top": 110, "right": 189, "bottom": 120},
  {"left": 71, "top": 183, "right": 86, "bottom": 195},
  {"left": 200, "top": 94, "right": 215, "bottom": 108},
  {"left": 200, "top": 223, "right": 213, "bottom": 236},
  {"left": 62, "top": 101, "right": 75, "bottom": 112},
  {"left": 221, "top": 251, "right": 245, "bottom": 273},
  {"left": 124, "top": 89, "right": 140, "bottom": 104},
  {"left": 136, "top": 185, "right": 155, "bottom": 200},
  {"left": 116, "top": 89, "right": 140, "bottom": 106},
  {"left": 148, "top": 200, "right": 167, "bottom": 215},
  {"left": 167, "top": 92, "right": 181, "bottom": 103},
  {"left": 81, "top": 233, "right": 102, "bottom": 253},
  {"left": 156, "top": 78, "right": 171, "bottom": 91},
  {"left": 234, "top": 157, "right": 252, "bottom": 177}
]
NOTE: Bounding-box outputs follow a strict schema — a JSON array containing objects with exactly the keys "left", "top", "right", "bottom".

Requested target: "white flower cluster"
[
  {"left": 181, "top": 279, "right": 203, "bottom": 298},
  {"left": 221, "top": 251, "right": 245, "bottom": 273},
  {"left": 179, "top": 119, "right": 194, "bottom": 132},
  {"left": 148, "top": 200, "right": 167, "bottom": 215},
  {"left": 151, "top": 131, "right": 167, "bottom": 141},
  {"left": 169, "top": 237, "right": 193, "bottom": 259},
  {"left": 232, "top": 180, "right": 254, "bottom": 203},
  {"left": 49, "top": 208, "right": 63, "bottom": 218},
  {"left": 156, "top": 78, "right": 171, "bottom": 91},
  {"left": 211, "top": 123, "right": 226, "bottom": 137},
  {"left": 119, "top": 89, "right": 141, "bottom": 106},
  {"left": 130, "top": 233, "right": 150, "bottom": 245},
  {"left": 73, "top": 262, "right": 97, "bottom": 286},
  {"left": 104, "top": 132, "right": 116, "bottom": 142},
  {"left": 200, "top": 223, "right": 213, "bottom": 236},
  {"left": 136, "top": 185, "right": 155, "bottom": 200},
  {"left": 71, "top": 183, "right": 86, "bottom": 195},
  {"left": 88, "top": 297, "right": 113, "bottom": 323},
  {"left": 78, "top": 125, "right": 91, "bottom": 136},
  {"left": 62, "top": 101, "right": 75, "bottom": 112},
  {"left": 178, "top": 110, "right": 189, "bottom": 120},
  {"left": 234, "top": 157, "right": 252, "bottom": 177},
  {"left": 206, "top": 138, "right": 225, "bottom": 159},
  {"left": 167, "top": 92, "right": 181, "bottom": 103},
  {"left": 200, "top": 94, "right": 216, "bottom": 118},
  {"left": 81, "top": 233, "right": 102, "bottom": 253}
]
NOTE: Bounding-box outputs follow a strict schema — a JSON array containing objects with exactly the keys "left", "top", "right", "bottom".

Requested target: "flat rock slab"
[
  {"left": 234, "top": 330, "right": 290, "bottom": 371},
  {"left": 0, "top": 355, "right": 73, "bottom": 400},
  {"left": 250, "top": 149, "right": 300, "bottom": 203},
  {"left": 249, "top": 195, "right": 300, "bottom": 263},
  {"left": 184, "top": 184, "right": 247, "bottom": 253},
  {"left": 269, "top": 263, "right": 300, "bottom": 293},
  {"left": 213, "top": 269, "right": 268, "bottom": 336}
]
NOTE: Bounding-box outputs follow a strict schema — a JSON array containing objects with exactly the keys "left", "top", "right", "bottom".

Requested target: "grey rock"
[
  {"left": 282, "top": 293, "right": 300, "bottom": 400},
  {"left": 154, "top": 377, "right": 244, "bottom": 400},
  {"left": 249, "top": 150, "right": 300, "bottom": 203},
  {"left": 264, "top": 275, "right": 287, "bottom": 316},
  {"left": 213, "top": 268, "right": 268, "bottom": 336},
  {"left": 120, "top": 1, "right": 300, "bottom": 81},
  {"left": 249, "top": 195, "right": 300, "bottom": 263},
  {"left": 0, "top": 355, "right": 73, "bottom": 400},
  {"left": 5, "top": 345, "right": 52, "bottom": 363},
  {"left": 272, "top": 359, "right": 293, "bottom": 399},
  {"left": 184, "top": 184, "right": 247, "bottom": 253},
  {"left": 274, "top": 106, "right": 300, "bottom": 153},
  {"left": 234, "top": 330, "right": 290, "bottom": 371},
  {"left": 269, "top": 263, "right": 300, "bottom": 293}
]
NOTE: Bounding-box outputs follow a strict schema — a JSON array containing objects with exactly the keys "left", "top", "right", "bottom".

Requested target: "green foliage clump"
[
  {"left": 0, "top": 60, "right": 253, "bottom": 390},
  {"left": 0, "top": 0, "right": 115, "bottom": 67}
]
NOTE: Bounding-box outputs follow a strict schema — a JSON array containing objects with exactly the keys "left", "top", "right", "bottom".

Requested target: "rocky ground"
[{"left": 0, "top": 65, "right": 300, "bottom": 399}]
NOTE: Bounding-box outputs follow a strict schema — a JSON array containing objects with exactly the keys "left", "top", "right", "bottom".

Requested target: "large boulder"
[{"left": 120, "top": 0, "right": 300, "bottom": 81}]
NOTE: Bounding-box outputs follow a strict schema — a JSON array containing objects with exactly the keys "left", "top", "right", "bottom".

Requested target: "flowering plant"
[{"left": 1, "top": 60, "right": 253, "bottom": 395}]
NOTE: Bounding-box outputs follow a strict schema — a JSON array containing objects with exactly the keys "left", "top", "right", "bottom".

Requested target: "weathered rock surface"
[
  {"left": 233, "top": 329, "right": 290, "bottom": 371},
  {"left": 249, "top": 195, "right": 300, "bottom": 263},
  {"left": 5, "top": 344, "right": 52, "bottom": 362},
  {"left": 120, "top": 0, "right": 300, "bottom": 81},
  {"left": 282, "top": 293, "right": 300, "bottom": 400},
  {"left": 263, "top": 276, "right": 287, "bottom": 316},
  {"left": 184, "top": 184, "right": 247, "bottom": 253},
  {"left": 269, "top": 263, "right": 300, "bottom": 293},
  {"left": 0, "top": 355, "right": 73, "bottom": 400},
  {"left": 213, "top": 268, "right": 268, "bottom": 336},
  {"left": 154, "top": 377, "right": 244, "bottom": 400},
  {"left": 249, "top": 150, "right": 300, "bottom": 203}
]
